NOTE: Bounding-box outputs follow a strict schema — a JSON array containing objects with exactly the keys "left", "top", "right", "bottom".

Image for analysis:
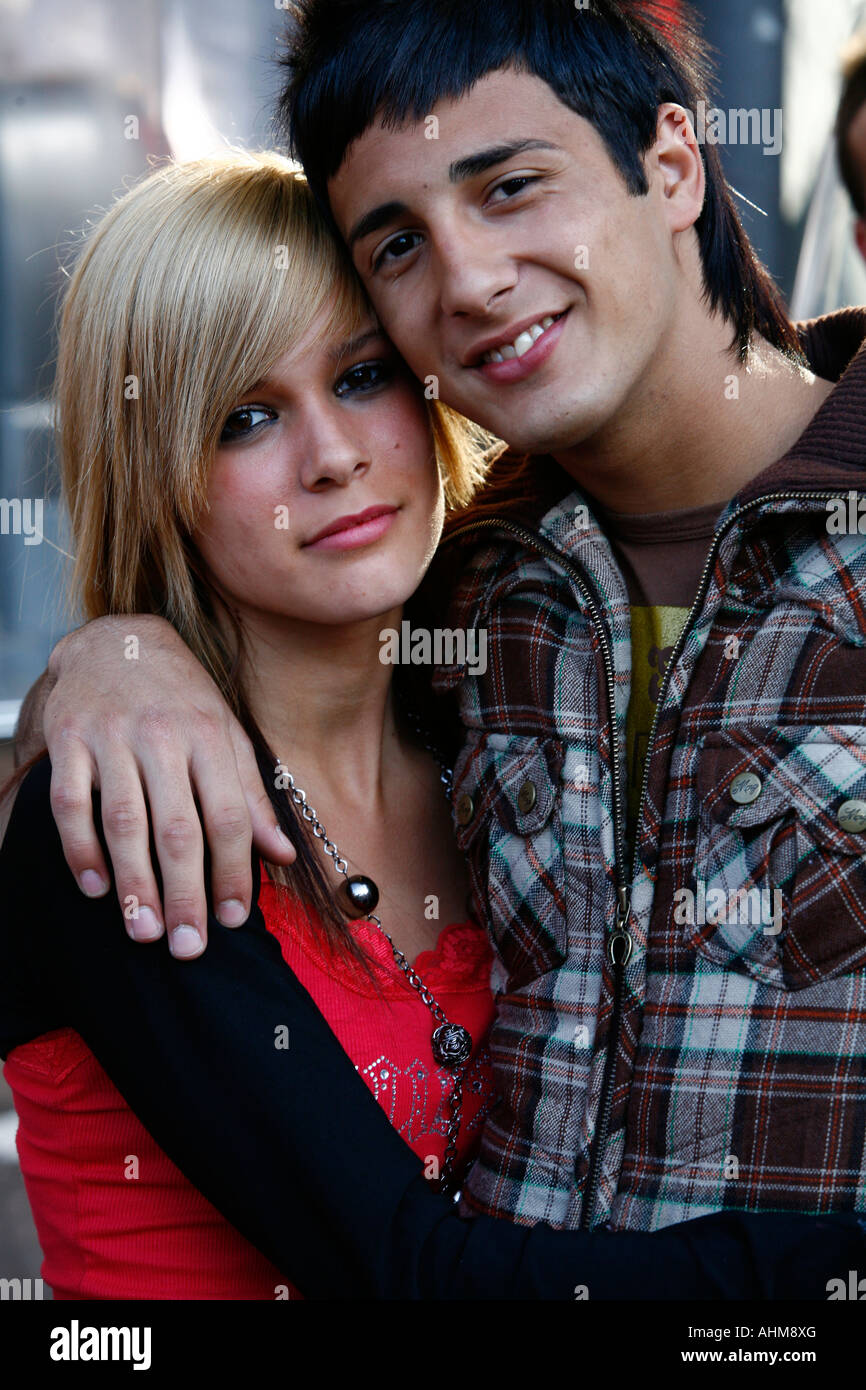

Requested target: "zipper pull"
[{"left": 609, "top": 885, "right": 633, "bottom": 967}]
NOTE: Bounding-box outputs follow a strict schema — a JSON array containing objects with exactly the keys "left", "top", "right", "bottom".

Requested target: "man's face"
[{"left": 329, "top": 68, "right": 691, "bottom": 456}]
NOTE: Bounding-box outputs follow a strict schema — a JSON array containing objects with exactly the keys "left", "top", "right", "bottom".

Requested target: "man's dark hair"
[
  {"left": 836, "top": 32, "right": 866, "bottom": 216},
  {"left": 278, "top": 0, "right": 801, "bottom": 362}
]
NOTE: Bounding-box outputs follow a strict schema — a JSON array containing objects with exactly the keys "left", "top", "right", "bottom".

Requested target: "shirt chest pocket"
[
  {"left": 451, "top": 732, "right": 567, "bottom": 990},
  {"left": 686, "top": 727, "right": 866, "bottom": 989}
]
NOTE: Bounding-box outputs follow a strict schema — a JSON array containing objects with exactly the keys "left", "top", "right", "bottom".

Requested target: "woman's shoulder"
[
  {"left": 0, "top": 756, "right": 69, "bottom": 1054},
  {"left": 0, "top": 755, "right": 59, "bottom": 870},
  {"left": 0, "top": 754, "right": 93, "bottom": 933}
]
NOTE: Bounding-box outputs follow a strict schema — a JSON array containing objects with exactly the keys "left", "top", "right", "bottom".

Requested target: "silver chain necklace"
[{"left": 276, "top": 728, "right": 472, "bottom": 1194}]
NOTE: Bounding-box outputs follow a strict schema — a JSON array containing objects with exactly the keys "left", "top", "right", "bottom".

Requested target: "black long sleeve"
[{"left": 1, "top": 757, "right": 863, "bottom": 1299}]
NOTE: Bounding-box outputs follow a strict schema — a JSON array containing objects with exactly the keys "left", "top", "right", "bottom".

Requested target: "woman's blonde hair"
[
  {"left": 54, "top": 149, "right": 495, "bottom": 954},
  {"left": 57, "top": 148, "right": 492, "bottom": 695}
]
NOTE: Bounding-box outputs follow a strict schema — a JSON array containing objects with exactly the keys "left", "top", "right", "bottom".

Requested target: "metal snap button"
[
  {"left": 837, "top": 799, "right": 866, "bottom": 833},
  {"left": 730, "top": 771, "right": 762, "bottom": 805},
  {"left": 455, "top": 793, "right": 475, "bottom": 826},
  {"left": 517, "top": 780, "right": 538, "bottom": 814}
]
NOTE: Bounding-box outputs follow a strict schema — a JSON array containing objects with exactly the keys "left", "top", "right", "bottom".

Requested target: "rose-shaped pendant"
[{"left": 431, "top": 1023, "right": 472, "bottom": 1069}]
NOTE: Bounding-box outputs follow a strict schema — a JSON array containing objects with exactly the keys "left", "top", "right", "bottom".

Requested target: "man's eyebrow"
[
  {"left": 347, "top": 201, "right": 410, "bottom": 251},
  {"left": 345, "top": 140, "right": 560, "bottom": 249},
  {"left": 448, "top": 138, "right": 563, "bottom": 183}
]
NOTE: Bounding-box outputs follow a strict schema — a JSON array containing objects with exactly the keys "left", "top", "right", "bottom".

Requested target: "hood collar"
[{"left": 737, "top": 306, "right": 866, "bottom": 503}]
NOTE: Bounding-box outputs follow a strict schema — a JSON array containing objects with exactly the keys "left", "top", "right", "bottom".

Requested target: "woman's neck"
[{"left": 236, "top": 605, "right": 404, "bottom": 813}]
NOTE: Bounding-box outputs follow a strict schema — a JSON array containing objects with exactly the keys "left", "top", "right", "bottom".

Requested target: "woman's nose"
[{"left": 296, "top": 412, "right": 372, "bottom": 491}]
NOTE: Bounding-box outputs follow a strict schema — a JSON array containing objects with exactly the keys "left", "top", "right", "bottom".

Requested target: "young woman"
[
  {"left": 1, "top": 150, "right": 499, "bottom": 1299},
  {"left": 1, "top": 151, "right": 859, "bottom": 1302}
]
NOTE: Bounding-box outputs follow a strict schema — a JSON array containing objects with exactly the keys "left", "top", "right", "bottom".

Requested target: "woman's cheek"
[
  {"left": 207, "top": 466, "right": 285, "bottom": 542},
  {"left": 196, "top": 476, "right": 289, "bottom": 589}
]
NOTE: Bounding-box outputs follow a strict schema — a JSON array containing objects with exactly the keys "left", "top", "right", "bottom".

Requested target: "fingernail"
[
  {"left": 275, "top": 827, "right": 296, "bottom": 858},
  {"left": 216, "top": 899, "right": 247, "bottom": 928},
  {"left": 169, "top": 925, "right": 204, "bottom": 959},
  {"left": 128, "top": 906, "right": 164, "bottom": 942},
  {"left": 79, "top": 869, "right": 108, "bottom": 897}
]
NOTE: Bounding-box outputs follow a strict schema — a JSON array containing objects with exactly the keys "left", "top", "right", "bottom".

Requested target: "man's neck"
[{"left": 551, "top": 312, "right": 836, "bottom": 516}]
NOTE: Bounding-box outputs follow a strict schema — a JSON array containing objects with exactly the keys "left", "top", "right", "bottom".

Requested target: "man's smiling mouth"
[{"left": 464, "top": 310, "right": 568, "bottom": 368}]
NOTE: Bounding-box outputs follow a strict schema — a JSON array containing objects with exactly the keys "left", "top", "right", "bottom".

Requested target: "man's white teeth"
[{"left": 484, "top": 315, "right": 557, "bottom": 364}]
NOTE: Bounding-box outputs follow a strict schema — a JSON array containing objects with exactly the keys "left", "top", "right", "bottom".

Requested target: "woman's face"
[{"left": 193, "top": 308, "right": 443, "bottom": 631}]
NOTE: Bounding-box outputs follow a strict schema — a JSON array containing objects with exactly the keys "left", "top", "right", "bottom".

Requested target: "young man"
[{"left": 11, "top": 0, "right": 866, "bottom": 1254}]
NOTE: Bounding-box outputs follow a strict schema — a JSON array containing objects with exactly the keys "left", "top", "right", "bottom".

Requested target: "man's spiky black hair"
[{"left": 277, "top": 0, "right": 801, "bottom": 362}]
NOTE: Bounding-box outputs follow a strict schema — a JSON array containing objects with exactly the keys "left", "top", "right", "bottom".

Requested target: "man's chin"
[
  {"left": 481, "top": 412, "right": 605, "bottom": 459},
  {"left": 440, "top": 376, "right": 612, "bottom": 455}
]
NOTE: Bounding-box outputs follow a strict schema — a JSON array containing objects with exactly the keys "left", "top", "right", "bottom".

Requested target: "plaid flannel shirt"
[{"left": 432, "top": 307, "right": 866, "bottom": 1231}]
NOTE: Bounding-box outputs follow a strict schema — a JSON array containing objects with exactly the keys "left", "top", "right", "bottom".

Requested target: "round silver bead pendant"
[
  {"left": 340, "top": 874, "right": 379, "bottom": 918},
  {"left": 432, "top": 1023, "right": 473, "bottom": 1069}
]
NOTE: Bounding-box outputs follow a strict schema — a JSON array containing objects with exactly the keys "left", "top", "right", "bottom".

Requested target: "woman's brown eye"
[
  {"left": 219, "top": 406, "right": 274, "bottom": 443},
  {"left": 334, "top": 359, "right": 394, "bottom": 397}
]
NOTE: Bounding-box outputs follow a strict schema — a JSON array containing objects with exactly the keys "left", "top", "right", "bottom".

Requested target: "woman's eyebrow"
[
  {"left": 237, "top": 374, "right": 278, "bottom": 395},
  {"left": 328, "top": 327, "right": 386, "bottom": 359},
  {"left": 237, "top": 330, "right": 386, "bottom": 394}
]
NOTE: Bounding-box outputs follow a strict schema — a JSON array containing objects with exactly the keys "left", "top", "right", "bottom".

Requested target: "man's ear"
[
  {"left": 855, "top": 216, "right": 866, "bottom": 265},
  {"left": 650, "top": 102, "right": 706, "bottom": 236}
]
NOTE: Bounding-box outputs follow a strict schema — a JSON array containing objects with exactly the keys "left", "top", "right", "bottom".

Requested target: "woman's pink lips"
[
  {"left": 304, "top": 508, "right": 399, "bottom": 551},
  {"left": 475, "top": 311, "right": 568, "bottom": 384}
]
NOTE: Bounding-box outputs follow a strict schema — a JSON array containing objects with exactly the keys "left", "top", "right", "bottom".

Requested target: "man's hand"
[{"left": 39, "top": 615, "right": 295, "bottom": 958}]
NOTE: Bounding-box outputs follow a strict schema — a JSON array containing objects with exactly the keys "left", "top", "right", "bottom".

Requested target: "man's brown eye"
[
  {"left": 490, "top": 175, "right": 537, "bottom": 202},
  {"left": 373, "top": 231, "right": 422, "bottom": 271}
]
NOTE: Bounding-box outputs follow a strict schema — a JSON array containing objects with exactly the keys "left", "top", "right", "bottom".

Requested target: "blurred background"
[{"left": 2, "top": 0, "right": 866, "bottom": 1292}]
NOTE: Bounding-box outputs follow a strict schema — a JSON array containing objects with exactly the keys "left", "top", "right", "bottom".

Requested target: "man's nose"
[{"left": 434, "top": 225, "right": 518, "bottom": 318}]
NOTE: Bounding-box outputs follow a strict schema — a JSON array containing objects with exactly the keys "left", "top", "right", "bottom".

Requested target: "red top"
[{"left": 4, "top": 868, "right": 496, "bottom": 1299}]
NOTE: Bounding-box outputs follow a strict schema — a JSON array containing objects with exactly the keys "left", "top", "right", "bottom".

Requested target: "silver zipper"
[
  {"left": 626, "top": 489, "right": 846, "bottom": 890},
  {"left": 443, "top": 486, "right": 847, "bottom": 1226}
]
